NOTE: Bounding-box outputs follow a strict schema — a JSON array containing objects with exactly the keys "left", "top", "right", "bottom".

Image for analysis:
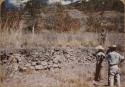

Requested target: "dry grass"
[
  {"left": 0, "top": 30, "right": 124, "bottom": 48},
  {"left": 0, "top": 30, "right": 99, "bottom": 48},
  {"left": 0, "top": 65, "right": 7, "bottom": 82},
  {"left": 0, "top": 82, "right": 124, "bottom": 87},
  {"left": 0, "top": 82, "right": 90, "bottom": 87}
]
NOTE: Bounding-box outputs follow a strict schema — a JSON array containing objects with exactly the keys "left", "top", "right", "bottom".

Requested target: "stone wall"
[
  {"left": 0, "top": 47, "right": 115, "bottom": 86},
  {"left": 0, "top": 47, "right": 96, "bottom": 74}
]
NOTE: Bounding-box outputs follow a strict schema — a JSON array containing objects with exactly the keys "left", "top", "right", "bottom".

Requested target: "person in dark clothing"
[{"left": 94, "top": 45, "right": 105, "bottom": 81}]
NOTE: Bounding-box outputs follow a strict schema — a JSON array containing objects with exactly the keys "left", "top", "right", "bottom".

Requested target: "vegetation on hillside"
[
  {"left": 0, "top": 0, "right": 124, "bottom": 48},
  {"left": 0, "top": 0, "right": 124, "bottom": 32},
  {"left": 72, "top": 0, "right": 124, "bottom": 12}
]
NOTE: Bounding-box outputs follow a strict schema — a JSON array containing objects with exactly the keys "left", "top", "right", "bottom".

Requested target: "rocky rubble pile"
[{"left": 0, "top": 47, "right": 96, "bottom": 74}]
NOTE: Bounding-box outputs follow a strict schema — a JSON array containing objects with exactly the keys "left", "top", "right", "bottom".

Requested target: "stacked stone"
[{"left": 0, "top": 47, "right": 96, "bottom": 73}]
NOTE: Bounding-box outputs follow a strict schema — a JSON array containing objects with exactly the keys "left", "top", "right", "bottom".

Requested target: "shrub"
[{"left": 45, "top": 12, "right": 80, "bottom": 32}]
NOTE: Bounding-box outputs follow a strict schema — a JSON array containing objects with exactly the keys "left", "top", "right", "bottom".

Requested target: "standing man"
[
  {"left": 94, "top": 45, "right": 105, "bottom": 81},
  {"left": 107, "top": 45, "right": 124, "bottom": 87}
]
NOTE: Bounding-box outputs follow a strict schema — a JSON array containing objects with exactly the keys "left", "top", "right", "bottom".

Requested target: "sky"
[
  {"left": 1, "top": 0, "right": 125, "bottom": 10},
  {"left": 3, "top": 0, "right": 81, "bottom": 10}
]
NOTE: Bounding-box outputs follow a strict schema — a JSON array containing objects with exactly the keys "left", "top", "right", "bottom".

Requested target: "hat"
[
  {"left": 95, "top": 45, "right": 104, "bottom": 50},
  {"left": 110, "top": 45, "right": 117, "bottom": 48}
]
